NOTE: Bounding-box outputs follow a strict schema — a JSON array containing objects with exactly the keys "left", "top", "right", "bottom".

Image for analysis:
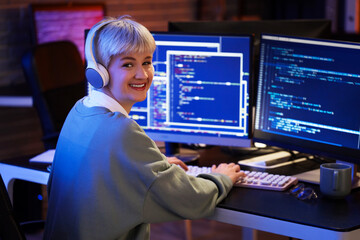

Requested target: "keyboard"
[{"left": 186, "top": 166, "right": 298, "bottom": 191}]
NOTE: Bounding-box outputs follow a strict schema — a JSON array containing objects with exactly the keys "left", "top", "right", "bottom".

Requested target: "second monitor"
[
  {"left": 254, "top": 34, "right": 360, "bottom": 166},
  {"left": 130, "top": 33, "right": 253, "bottom": 149}
]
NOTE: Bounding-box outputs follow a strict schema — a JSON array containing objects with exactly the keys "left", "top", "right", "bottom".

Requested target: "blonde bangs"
[{"left": 95, "top": 17, "right": 156, "bottom": 67}]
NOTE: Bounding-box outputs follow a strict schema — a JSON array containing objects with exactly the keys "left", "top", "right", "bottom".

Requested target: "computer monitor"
[
  {"left": 129, "top": 32, "right": 253, "bottom": 153},
  {"left": 254, "top": 34, "right": 360, "bottom": 166}
]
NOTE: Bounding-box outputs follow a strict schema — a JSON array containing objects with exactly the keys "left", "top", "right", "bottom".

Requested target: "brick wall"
[
  {"left": 0, "top": 0, "right": 197, "bottom": 159},
  {"left": 0, "top": 0, "right": 196, "bottom": 88},
  {"left": 0, "top": 5, "right": 32, "bottom": 87}
]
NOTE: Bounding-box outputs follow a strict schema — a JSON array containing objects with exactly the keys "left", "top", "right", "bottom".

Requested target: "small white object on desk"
[{"left": 29, "top": 149, "right": 55, "bottom": 164}]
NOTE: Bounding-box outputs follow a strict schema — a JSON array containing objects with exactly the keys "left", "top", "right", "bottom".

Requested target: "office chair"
[
  {"left": 22, "top": 41, "right": 87, "bottom": 150},
  {"left": 0, "top": 174, "right": 44, "bottom": 240}
]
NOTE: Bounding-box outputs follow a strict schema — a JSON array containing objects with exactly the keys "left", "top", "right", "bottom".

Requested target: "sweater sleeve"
[
  {"left": 142, "top": 165, "right": 233, "bottom": 223},
  {"left": 113, "top": 116, "right": 234, "bottom": 223}
]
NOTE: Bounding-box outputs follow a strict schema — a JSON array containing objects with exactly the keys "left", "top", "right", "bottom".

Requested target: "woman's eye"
[
  {"left": 143, "top": 61, "right": 152, "bottom": 66},
  {"left": 123, "top": 63, "right": 133, "bottom": 68}
]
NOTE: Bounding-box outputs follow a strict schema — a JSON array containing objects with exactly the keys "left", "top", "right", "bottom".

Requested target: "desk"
[
  {"left": 0, "top": 96, "right": 32, "bottom": 107},
  {"left": 0, "top": 156, "right": 49, "bottom": 202},
  {"left": 209, "top": 185, "right": 360, "bottom": 240},
  {"left": 0, "top": 84, "right": 33, "bottom": 107},
  {"left": 1, "top": 154, "right": 360, "bottom": 240}
]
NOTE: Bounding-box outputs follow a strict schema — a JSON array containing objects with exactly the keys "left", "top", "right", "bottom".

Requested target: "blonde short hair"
[{"left": 92, "top": 16, "right": 156, "bottom": 68}]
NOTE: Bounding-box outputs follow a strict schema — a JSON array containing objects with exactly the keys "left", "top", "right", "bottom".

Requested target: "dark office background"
[
  {"left": 0, "top": 0, "right": 355, "bottom": 160},
  {"left": 0, "top": 0, "right": 358, "bottom": 231}
]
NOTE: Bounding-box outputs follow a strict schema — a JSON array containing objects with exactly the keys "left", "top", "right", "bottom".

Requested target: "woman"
[{"left": 44, "top": 16, "right": 243, "bottom": 240}]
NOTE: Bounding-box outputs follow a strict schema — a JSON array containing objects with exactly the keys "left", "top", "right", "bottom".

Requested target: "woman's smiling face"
[{"left": 104, "top": 51, "right": 154, "bottom": 113}]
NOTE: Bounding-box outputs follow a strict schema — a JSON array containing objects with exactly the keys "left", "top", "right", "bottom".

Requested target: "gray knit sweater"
[{"left": 43, "top": 99, "right": 233, "bottom": 240}]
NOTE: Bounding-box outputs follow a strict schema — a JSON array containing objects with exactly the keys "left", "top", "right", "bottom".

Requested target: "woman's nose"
[{"left": 135, "top": 66, "right": 148, "bottom": 79}]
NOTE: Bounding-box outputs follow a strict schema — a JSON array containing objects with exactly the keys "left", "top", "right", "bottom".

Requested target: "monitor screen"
[
  {"left": 129, "top": 33, "right": 253, "bottom": 148},
  {"left": 254, "top": 34, "right": 360, "bottom": 164}
]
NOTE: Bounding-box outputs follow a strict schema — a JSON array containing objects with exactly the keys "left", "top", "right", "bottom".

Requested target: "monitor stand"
[
  {"left": 293, "top": 160, "right": 360, "bottom": 189},
  {"left": 165, "top": 142, "right": 200, "bottom": 164},
  {"left": 238, "top": 150, "right": 308, "bottom": 169}
]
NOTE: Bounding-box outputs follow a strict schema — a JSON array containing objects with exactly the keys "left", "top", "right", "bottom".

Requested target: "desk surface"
[
  {"left": 2, "top": 148, "right": 360, "bottom": 235},
  {"left": 0, "top": 154, "right": 48, "bottom": 172},
  {"left": 0, "top": 83, "right": 33, "bottom": 107},
  {"left": 220, "top": 181, "right": 360, "bottom": 232},
  {"left": 196, "top": 146, "right": 360, "bottom": 233}
]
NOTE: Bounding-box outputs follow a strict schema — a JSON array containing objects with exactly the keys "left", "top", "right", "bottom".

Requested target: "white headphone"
[{"left": 85, "top": 19, "right": 116, "bottom": 88}]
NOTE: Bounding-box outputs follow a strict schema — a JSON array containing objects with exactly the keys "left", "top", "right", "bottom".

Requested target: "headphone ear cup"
[
  {"left": 96, "top": 63, "right": 110, "bottom": 87},
  {"left": 85, "top": 19, "right": 115, "bottom": 89},
  {"left": 85, "top": 63, "right": 109, "bottom": 89}
]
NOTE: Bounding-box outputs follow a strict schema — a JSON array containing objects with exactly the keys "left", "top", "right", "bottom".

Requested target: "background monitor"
[
  {"left": 130, "top": 32, "right": 253, "bottom": 153},
  {"left": 168, "top": 19, "right": 332, "bottom": 109},
  {"left": 254, "top": 34, "right": 360, "bottom": 165},
  {"left": 169, "top": 19, "right": 331, "bottom": 46}
]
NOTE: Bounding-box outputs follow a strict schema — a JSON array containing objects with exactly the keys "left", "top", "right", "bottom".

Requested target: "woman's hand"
[
  {"left": 211, "top": 163, "right": 245, "bottom": 184},
  {"left": 167, "top": 156, "right": 188, "bottom": 171}
]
